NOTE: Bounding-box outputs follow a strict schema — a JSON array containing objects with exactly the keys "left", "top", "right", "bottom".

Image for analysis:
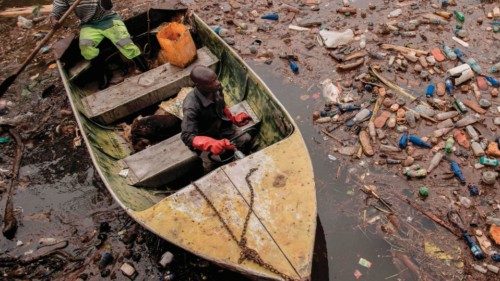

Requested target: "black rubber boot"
[
  {"left": 132, "top": 54, "right": 149, "bottom": 72},
  {"left": 92, "top": 55, "right": 112, "bottom": 90}
]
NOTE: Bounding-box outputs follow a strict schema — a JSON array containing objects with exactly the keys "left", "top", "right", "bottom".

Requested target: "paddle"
[{"left": 0, "top": 0, "right": 83, "bottom": 96}]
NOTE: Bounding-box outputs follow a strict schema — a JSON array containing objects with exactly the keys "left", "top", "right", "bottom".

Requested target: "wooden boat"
[{"left": 55, "top": 4, "right": 316, "bottom": 280}]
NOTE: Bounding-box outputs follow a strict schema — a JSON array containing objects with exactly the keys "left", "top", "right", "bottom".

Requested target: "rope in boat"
[{"left": 192, "top": 168, "right": 296, "bottom": 281}]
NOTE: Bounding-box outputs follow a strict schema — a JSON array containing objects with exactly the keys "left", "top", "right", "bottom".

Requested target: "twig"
[
  {"left": 2, "top": 128, "right": 23, "bottom": 239},
  {"left": 397, "top": 195, "right": 459, "bottom": 237},
  {"left": 360, "top": 186, "right": 394, "bottom": 213},
  {"left": 321, "top": 129, "right": 343, "bottom": 144},
  {"left": 370, "top": 67, "right": 416, "bottom": 101}
]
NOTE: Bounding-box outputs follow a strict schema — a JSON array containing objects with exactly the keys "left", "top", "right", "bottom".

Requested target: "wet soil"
[{"left": 1, "top": 0, "right": 499, "bottom": 280}]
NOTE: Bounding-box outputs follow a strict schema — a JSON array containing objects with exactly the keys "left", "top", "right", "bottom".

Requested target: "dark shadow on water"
[{"left": 311, "top": 216, "right": 329, "bottom": 281}]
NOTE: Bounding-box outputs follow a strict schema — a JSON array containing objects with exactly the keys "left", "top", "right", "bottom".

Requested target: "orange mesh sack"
[{"left": 156, "top": 22, "right": 197, "bottom": 68}]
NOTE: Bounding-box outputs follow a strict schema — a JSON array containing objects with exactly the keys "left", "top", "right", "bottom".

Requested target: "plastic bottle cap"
[{"left": 419, "top": 186, "right": 429, "bottom": 197}]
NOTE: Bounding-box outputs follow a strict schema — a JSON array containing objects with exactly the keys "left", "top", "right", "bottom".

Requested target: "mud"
[{"left": 1, "top": 0, "right": 499, "bottom": 280}]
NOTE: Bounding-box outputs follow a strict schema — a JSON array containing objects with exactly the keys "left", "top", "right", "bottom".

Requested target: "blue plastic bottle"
[
  {"left": 409, "top": 135, "right": 432, "bottom": 148},
  {"left": 337, "top": 103, "right": 361, "bottom": 113},
  {"left": 289, "top": 59, "right": 299, "bottom": 74},
  {"left": 261, "top": 12, "right": 279, "bottom": 21},
  {"left": 426, "top": 83, "right": 435, "bottom": 97},
  {"left": 463, "top": 232, "right": 486, "bottom": 260},
  {"left": 399, "top": 132, "right": 409, "bottom": 149},
  {"left": 445, "top": 78, "right": 454, "bottom": 95},
  {"left": 485, "top": 76, "right": 500, "bottom": 87},
  {"left": 453, "top": 48, "right": 466, "bottom": 63},
  {"left": 450, "top": 160, "right": 465, "bottom": 183}
]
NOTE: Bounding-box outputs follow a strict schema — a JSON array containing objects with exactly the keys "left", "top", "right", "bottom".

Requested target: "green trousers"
[{"left": 79, "top": 19, "right": 141, "bottom": 60}]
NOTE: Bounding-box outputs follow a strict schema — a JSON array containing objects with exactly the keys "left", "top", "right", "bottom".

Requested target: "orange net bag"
[{"left": 156, "top": 22, "right": 197, "bottom": 68}]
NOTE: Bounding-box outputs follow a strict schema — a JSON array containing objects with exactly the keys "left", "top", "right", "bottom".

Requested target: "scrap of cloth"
[{"left": 51, "top": 0, "right": 115, "bottom": 24}]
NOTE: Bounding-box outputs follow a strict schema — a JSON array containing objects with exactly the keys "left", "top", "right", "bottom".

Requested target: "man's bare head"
[{"left": 190, "top": 65, "right": 221, "bottom": 94}]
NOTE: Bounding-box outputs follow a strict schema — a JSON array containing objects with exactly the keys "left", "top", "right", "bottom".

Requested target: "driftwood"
[
  {"left": 337, "top": 58, "right": 364, "bottom": 70},
  {"left": 2, "top": 128, "right": 23, "bottom": 239},
  {"left": 0, "top": 5, "right": 52, "bottom": 17}
]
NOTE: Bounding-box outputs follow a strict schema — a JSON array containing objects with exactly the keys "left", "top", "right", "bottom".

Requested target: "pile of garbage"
[{"left": 307, "top": 1, "right": 500, "bottom": 278}]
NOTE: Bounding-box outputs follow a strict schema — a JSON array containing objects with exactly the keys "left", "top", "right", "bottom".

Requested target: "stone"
[
  {"left": 120, "top": 263, "right": 136, "bottom": 278},
  {"left": 482, "top": 171, "right": 498, "bottom": 185},
  {"left": 359, "top": 131, "right": 374, "bottom": 156},
  {"left": 159, "top": 251, "right": 174, "bottom": 268},
  {"left": 373, "top": 110, "right": 391, "bottom": 128},
  {"left": 479, "top": 98, "right": 491, "bottom": 108},
  {"left": 382, "top": 98, "right": 394, "bottom": 108},
  {"left": 403, "top": 156, "right": 415, "bottom": 167},
  {"left": 436, "top": 82, "right": 446, "bottom": 96},
  {"left": 389, "top": 104, "right": 400, "bottom": 112}
]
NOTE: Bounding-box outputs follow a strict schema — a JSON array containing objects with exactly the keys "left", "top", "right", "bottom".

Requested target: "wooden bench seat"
[
  {"left": 120, "top": 101, "right": 260, "bottom": 188},
  {"left": 81, "top": 47, "right": 218, "bottom": 124}
]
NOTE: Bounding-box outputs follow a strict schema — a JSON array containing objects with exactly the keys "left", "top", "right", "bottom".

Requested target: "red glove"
[
  {"left": 223, "top": 107, "right": 252, "bottom": 127},
  {"left": 192, "top": 136, "right": 235, "bottom": 155}
]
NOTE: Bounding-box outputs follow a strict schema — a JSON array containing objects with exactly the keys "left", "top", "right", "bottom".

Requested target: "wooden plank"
[
  {"left": 81, "top": 47, "right": 218, "bottom": 124},
  {"left": 121, "top": 133, "right": 197, "bottom": 187},
  {"left": 0, "top": 5, "right": 52, "bottom": 17},
  {"left": 122, "top": 101, "right": 260, "bottom": 188}
]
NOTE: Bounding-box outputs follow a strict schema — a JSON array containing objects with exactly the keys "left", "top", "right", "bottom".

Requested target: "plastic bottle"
[
  {"left": 479, "top": 156, "right": 499, "bottom": 167},
  {"left": 459, "top": 196, "right": 471, "bottom": 208},
  {"left": 428, "top": 152, "right": 444, "bottom": 172},
  {"left": 485, "top": 76, "right": 500, "bottom": 87},
  {"left": 467, "top": 58, "right": 482, "bottom": 74},
  {"left": 465, "top": 125, "right": 479, "bottom": 141},
  {"left": 399, "top": 132, "right": 409, "bottom": 149},
  {"left": 359, "top": 34, "right": 366, "bottom": 49},
  {"left": 261, "top": 12, "right": 279, "bottom": 21},
  {"left": 471, "top": 141, "right": 485, "bottom": 156},
  {"left": 455, "top": 115, "right": 479, "bottom": 127},
  {"left": 443, "top": 45, "right": 457, "bottom": 60},
  {"left": 426, "top": 83, "right": 435, "bottom": 97},
  {"left": 321, "top": 79, "right": 340, "bottom": 104},
  {"left": 405, "top": 168, "right": 427, "bottom": 178},
  {"left": 345, "top": 108, "right": 371, "bottom": 127},
  {"left": 445, "top": 137, "right": 455, "bottom": 154},
  {"left": 289, "top": 59, "right": 299, "bottom": 74},
  {"left": 337, "top": 103, "right": 361, "bottom": 113},
  {"left": 445, "top": 78, "right": 454, "bottom": 95},
  {"left": 435, "top": 111, "right": 459, "bottom": 121},
  {"left": 409, "top": 135, "right": 432, "bottom": 148},
  {"left": 454, "top": 48, "right": 466, "bottom": 63},
  {"left": 406, "top": 110, "right": 416, "bottom": 128},
  {"left": 489, "top": 62, "right": 500, "bottom": 74},
  {"left": 463, "top": 232, "right": 485, "bottom": 260},
  {"left": 454, "top": 99, "right": 468, "bottom": 113},
  {"left": 454, "top": 11, "right": 465, "bottom": 23},
  {"left": 450, "top": 160, "right": 466, "bottom": 183},
  {"left": 441, "top": 0, "right": 449, "bottom": 8}
]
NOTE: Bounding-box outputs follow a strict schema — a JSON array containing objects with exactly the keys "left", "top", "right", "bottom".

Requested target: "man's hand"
[
  {"left": 233, "top": 112, "right": 251, "bottom": 127},
  {"left": 49, "top": 15, "right": 61, "bottom": 29},
  {"left": 223, "top": 108, "right": 252, "bottom": 127},
  {"left": 192, "top": 136, "right": 235, "bottom": 155}
]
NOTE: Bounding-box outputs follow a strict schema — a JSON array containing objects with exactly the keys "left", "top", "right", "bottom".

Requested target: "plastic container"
[
  {"left": 479, "top": 156, "right": 499, "bottom": 167},
  {"left": 156, "top": 22, "right": 197, "bottom": 68},
  {"left": 289, "top": 59, "right": 299, "bottom": 74},
  {"left": 261, "top": 12, "right": 279, "bottom": 21},
  {"left": 426, "top": 83, "right": 435, "bottom": 97},
  {"left": 445, "top": 137, "right": 455, "bottom": 154},
  {"left": 428, "top": 152, "right": 443, "bottom": 172},
  {"left": 409, "top": 135, "right": 431, "bottom": 148},
  {"left": 467, "top": 58, "right": 482, "bottom": 74},
  {"left": 450, "top": 160, "right": 466, "bottom": 183}
]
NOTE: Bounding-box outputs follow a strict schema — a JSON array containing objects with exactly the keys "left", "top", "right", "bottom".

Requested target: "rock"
[
  {"left": 403, "top": 156, "right": 415, "bottom": 167},
  {"left": 159, "top": 251, "right": 174, "bottom": 268},
  {"left": 389, "top": 104, "right": 399, "bottom": 112},
  {"left": 382, "top": 98, "right": 394, "bottom": 108},
  {"left": 396, "top": 108, "right": 406, "bottom": 120},
  {"left": 338, "top": 146, "right": 357, "bottom": 156},
  {"left": 376, "top": 129, "right": 386, "bottom": 140},
  {"left": 492, "top": 88, "right": 499, "bottom": 97},
  {"left": 99, "top": 252, "right": 114, "bottom": 268},
  {"left": 220, "top": 3, "right": 231, "bottom": 13},
  {"left": 223, "top": 37, "right": 236, "bottom": 45},
  {"left": 414, "top": 64, "right": 423, "bottom": 73},
  {"left": 373, "top": 110, "right": 391, "bottom": 128},
  {"left": 396, "top": 125, "right": 408, "bottom": 133},
  {"left": 164, "top": 270, "right": 175, "bottom": 281},
  {"left": 100, "top": 269, "right": 111, "bottom": 278},
  {"left": 120, "top": 263, "right": 136, "bottom": 278},
  {"left": 482, "top": 171, "right": 498, "bottom": 185},
  {"left": 297, "top": 18, "right": 323, "bottom": 27},
  {"left": 17, "top": 16, "right": 33, "bottom": 29},
  {"left": 479, "top": 98, "right": 491, "bottom": 108},
  {"left": 388, "top": 9, "right": 402, "bottom": 18},
  {"left": 387, "top": 114, "right": 396, "bottom": 128},
  {"left": 453, "top": 129, "right": 470, "bottom": 149},
  {"left": 436, "top": 82, "right": 446, "bottom": 96}
]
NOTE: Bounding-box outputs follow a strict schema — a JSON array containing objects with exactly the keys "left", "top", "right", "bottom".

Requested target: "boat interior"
[{"left": 56, "top": 7, "right": 295, "bottom": 211}]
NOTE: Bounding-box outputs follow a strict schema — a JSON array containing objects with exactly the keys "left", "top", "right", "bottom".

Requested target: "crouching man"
[{"left": 181, "top": 65, "right": 252, "bottom": 172}]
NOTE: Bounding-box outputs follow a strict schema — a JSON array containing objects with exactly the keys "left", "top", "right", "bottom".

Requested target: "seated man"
[
  {"left": 50, "top": 0, "right": 148, "bottom": 88},
  {"left": 181, "top": 65, "right": 252, "bottom": 172}
]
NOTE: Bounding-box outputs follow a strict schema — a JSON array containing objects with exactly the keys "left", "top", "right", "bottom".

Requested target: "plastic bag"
[
  {"left": 320, "top": 78, "right": 340, "bottom": 104},
  {"left": 156, "top": 22, "right": 197, "bottom": 68}
]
